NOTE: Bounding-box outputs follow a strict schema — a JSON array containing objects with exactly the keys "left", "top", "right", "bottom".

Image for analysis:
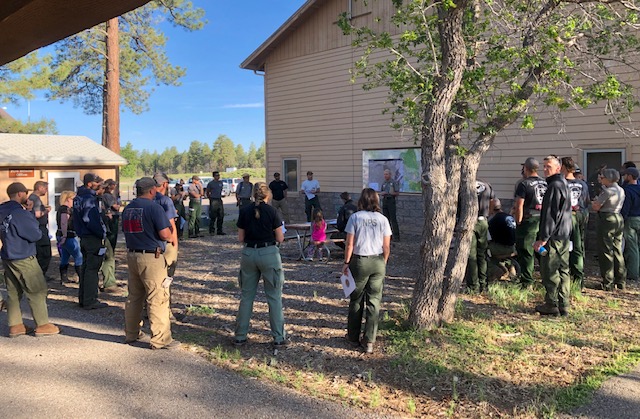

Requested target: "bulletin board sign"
[{"left": 363, "top": 149, "right": 421, "bottom": 193}]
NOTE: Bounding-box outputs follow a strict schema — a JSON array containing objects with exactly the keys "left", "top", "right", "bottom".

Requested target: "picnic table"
[{"left": 284, "top": 218, "right": 337, "bottom": 261}]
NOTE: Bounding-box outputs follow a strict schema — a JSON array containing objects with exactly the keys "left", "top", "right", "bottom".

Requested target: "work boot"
[
  {"left": 9, "top": 323, "right": 33, "bottom": 338},
  {"left": 59, "top": 265, "right": 69, "bottom": 283},
  {"left": 35, "top": 323, "right": 60, "bottom": 337},
  {"left": 74, "top": 265, "right": 83, "bottom": 284},
  {"left": 535, "top": 303, "right": 560, "bottom": 316}
]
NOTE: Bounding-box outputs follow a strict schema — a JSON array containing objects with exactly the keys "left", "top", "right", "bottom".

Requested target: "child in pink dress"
[{"left": 308, "top": 210, "right": 326, "bottom": 259}]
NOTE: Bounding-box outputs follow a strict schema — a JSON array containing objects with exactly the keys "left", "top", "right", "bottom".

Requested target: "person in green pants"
[
  {"left": 621, "top": 167, "right": 640, "bottom": 282},
  {"left": 466, "top": 179, "right": 495, "bottom": 292},
  {"left": 187, "top": 176, "right": 204, "bottom": 238},
  {"left": 592, "top": 168, "right": 626, "bottom": 290},
  {"left": 533, "top": 156, "right": 572, "bottom": 316},
  {"left": 234, "top": 183, "right": 287, "bottom": 347},
  {"left": 561, "top": 157, "right": 590, "bottom": 290},
  {"left": 514, "top": 157, "right": 547, "bottom": 287}
]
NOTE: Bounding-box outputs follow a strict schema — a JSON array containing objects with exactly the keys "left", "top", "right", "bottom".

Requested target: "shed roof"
[
  {"left": 0, "top": 134, "right": 128, "bottom": 167},
  {"left": 240, "top": 0, "right": 320, "bottom": 71}
]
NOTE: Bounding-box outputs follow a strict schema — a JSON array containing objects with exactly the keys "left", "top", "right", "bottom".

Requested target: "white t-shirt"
[
  {"left": 300, "top": 179, "right": 320, "bottom": 200},
  {"left": 345, "top": 211, "right": 392, "bottom": 256}
]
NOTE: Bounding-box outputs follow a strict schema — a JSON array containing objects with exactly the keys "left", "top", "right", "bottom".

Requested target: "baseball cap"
[
  {"left": 136, "top": 177, "right": 159, "bottom": 191},
  {"left": 274, "top": 172, "right": 280, "bottom": 177},
  {"left": 622, "top": 167, "right": 640, "bottom": 179},
  {"left": 306, "top": 171, "right": 313, "bottom": 175},
  {"left": 83, "top": 173, "right": 99, "bottom": 184},
  {"left": 242, "top": 173, "right": 250, "bottom": 178},
  {"left": 522, "top": 157, "right": 539, "bottom": 171},
  {"left": 153, "top": 172, "right": 170, "bottom": 184},
  {"left": 7, "top": 182, "right": 29, "bottom": 196},
  {"left": 574, "top": 164, "right": 582, "bottom": 174}
]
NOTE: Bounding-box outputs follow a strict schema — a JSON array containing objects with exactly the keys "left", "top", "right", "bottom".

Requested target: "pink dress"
[{"left": 311, "top": 220, "right": 327, "bottom": 242}]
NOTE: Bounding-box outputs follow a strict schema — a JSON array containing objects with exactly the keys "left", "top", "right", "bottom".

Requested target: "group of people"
[
  {"left": 0, "top": 169, "right": 395, "bottom": 354},
  {"left": 467, "top": 155, "right": 639, "bottom": 317}
]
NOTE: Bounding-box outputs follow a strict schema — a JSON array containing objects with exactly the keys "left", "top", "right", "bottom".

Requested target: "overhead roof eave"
[
  {"left": 0, "top": 0, "right": 151, "bottom": 66},
  {"left": 240, "top": 0, "right": 322, "bottom": 72}
]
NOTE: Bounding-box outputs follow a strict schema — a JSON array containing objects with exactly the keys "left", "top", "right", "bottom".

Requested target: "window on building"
[
  {"left": 283, "top": 158, "right": 298, "bottom": 191},
  {"left": 584, "top": 149, "right": 625, "bottom": 198}
]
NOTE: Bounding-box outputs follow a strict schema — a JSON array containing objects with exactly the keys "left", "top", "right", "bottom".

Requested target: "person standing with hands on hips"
[
  {"left": 342, "top": 188, "right": 392, "bottom": 354},
  {"left": 234, "top": 182, "right": 287, "bottom": 347},
  {"left": 123, "top": 177, "right": 180, "bottom": 350},
  {"left": 300, "top": 171, "right": 321, "bottom": 222}
]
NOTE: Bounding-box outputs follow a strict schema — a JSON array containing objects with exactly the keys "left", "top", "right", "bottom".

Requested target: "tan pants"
[
  {"left": 271, "top": 198, "right": 290, "bottom": 223},
  {"left": 124, "top": 252, "right": 172, "bottom": 348}
]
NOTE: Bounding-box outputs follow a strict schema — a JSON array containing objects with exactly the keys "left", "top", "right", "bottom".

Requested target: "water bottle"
[{"left": 536, "top": 246, "right": 548, "bottom": 256}]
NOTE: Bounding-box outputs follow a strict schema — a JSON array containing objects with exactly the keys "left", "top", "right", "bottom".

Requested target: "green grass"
[
  {"left": 186, "top": 304, "right": 216, "bottom": 316},
  {"left": 486, "top": 282, "right": 539, "bottom": 311}
]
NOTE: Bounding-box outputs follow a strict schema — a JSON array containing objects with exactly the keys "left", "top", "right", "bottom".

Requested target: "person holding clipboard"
[{"left": 342, "top": 188, "right": 392, "bottom": 354}]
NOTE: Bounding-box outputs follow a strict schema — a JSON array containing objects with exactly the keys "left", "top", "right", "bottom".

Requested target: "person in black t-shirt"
[
  {"left": 268, "top": 172, "right": 290, "bottom": 223},
  {"left": 330, "top": 192, "right": 358, "bottom": 249},
  {"left": 487, "top": 199, "right": 517, "bottom": 281},
  {"left": 234, "top": 182, "right": 287, "bottom": 347}
]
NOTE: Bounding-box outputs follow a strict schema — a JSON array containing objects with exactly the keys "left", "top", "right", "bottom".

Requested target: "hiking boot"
[
  {"left": 59, "top": 266, "right": 69, "bottom": 283},
  {"left": 362, "top": 341, "right": 374, "bottom": 354},
  {"left": 615, "top": 283, "right": 626, "bottom": 290},
  {"left": 273, "top": 338, "right": 289, "bottom": 348},
  {"left": 83, "top": 301, "right": 109, "bottom": 310},
  {"left": 233, "top": 338, "right": 247, "bottom": 347},
  {"left": 9, "top": 323, "right": 33, "bottom": 338},
  {"left": 151, "top": 340, "right": 181, "bottom": 351},
  {"left": 559, "top": 307, "right": 569, "bottom": 317},
  {"left": 217, "top": 232, "right": 227, "bottom": 236},
  {"left": 35, "top": 323, "right": 60, "bottom": 337},
  {"left": 344, "top": 334, "right": 361, "bottom": 348},
  {"left": 101, "top": 286, "right": 121, "bottom": 294},
  {"left": 535, "top": 303, "right": 560, "bottom": 316},
  {"left": 125, "top": 331, "right": 148, "bottom": 344},
  {"left": 600, "top": 283, "right": 614, "bottom": 292}
]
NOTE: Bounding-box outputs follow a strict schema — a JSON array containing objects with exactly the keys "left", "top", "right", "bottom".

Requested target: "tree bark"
[
  {"left": 102, "top": 17, "right": 120, "bottom": 154},
  {"left": 408, "top": 0, "right": 471, "bottom": 330}
]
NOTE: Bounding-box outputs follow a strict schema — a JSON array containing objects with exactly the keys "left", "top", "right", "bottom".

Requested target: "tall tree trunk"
[
  {"left": 102, "top": 17, "right": 120, "bottom": 154},
  {"left": 409, "top": 0, "right": 470, "bottom": 330}
]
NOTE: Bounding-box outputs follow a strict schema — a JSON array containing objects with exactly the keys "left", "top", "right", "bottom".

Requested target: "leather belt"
[
  {"left": 128, "top": 249, "right": 163, "bottom": 254},
  {"left": 354, "top": 254, "right": 383, "bottom": 258},
  {"left": 245, "top": 242, "right": 276, "bottom": 248}
]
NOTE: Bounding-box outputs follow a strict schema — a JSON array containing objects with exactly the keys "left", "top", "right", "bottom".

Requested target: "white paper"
[
  {"left": 569, "top": 241, "right": 573, "bottom": 252},
  {"left": 340, "top": 269, "right": 356, "bottom": 298},
  {"left": 281, "top": 221, "right": 287, "bottom": 234}
]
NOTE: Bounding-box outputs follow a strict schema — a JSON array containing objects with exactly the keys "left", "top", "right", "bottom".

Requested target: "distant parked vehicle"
[{"left": 228, "top": 177, "right": 242, "bottom": 194}]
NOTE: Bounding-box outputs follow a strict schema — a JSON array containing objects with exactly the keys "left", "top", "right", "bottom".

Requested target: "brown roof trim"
[
  {"left": 240, "top": 0, "right": 321, "bottom": 72},
  {"left": 0, "top": 0, "right": 151, "bottom": 66},
  {"left": 0, "top": 108, "right": 16, "bottom": 121}
]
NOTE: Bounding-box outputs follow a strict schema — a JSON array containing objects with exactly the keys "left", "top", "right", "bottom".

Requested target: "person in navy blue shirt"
[
  {"left": 123, "top": 177, "right": 179, "bottom": 350},
  {"left": 73, "top": 173, "right": 108, "bottom": 310},
  {"left": 0, "top": 182, "right": 59, "bottom": 338}
]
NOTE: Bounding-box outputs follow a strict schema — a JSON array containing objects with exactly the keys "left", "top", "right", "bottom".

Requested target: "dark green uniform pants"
[
  {"left": 208, "top": 198, "right": 224, "bottom": 234},
  {"left": 569, "top": 211, "right": 588, "bottom": 287},
  {"left": 3, "top": 256, "right": 50, "bottom": 327},
  {"left": 382, "top": 197, "right": 400, "bottom": 240},
  {"left": 597, "top": 212, "right": 626, "bottom": 289},
  {"left": 516, "top": 216, "right": 539, "bottom": 286},
  {"left": 347, "top": 254, "right": 386, "bottom": 344},
  {"left": 235, "top": 245, "right": 286, "bottom": 343},
  {"left": 79, "top": 235, "right": 105, "bottom": 307},
  {"left": 188, "top": 199, "right": 202, "bottom": 237},
  {"left": 100, "top": 240, "right": 117, "bottom": 289},
  {"left": 540, "top": 239, "right": 571, "bottom": 308},
  {"left": 466, "top": 218, "right": 489, "bottom": 291},
  {"left": 623, "top": 216, "right": 640, "bottom": 280}
]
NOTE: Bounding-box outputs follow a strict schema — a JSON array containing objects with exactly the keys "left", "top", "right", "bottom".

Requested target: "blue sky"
[{"left": 4, "top": 1, "right": 307, "bottom": 153}]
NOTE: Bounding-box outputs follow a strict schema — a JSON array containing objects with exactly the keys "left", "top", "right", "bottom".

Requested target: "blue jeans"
[{"left": 58, "top": 236, "right": 83, "bottom": 268}]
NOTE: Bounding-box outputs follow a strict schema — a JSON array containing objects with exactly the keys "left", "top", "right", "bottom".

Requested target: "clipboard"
[{"left": 340, "top": 269, "right": 356, "bottom": 298}]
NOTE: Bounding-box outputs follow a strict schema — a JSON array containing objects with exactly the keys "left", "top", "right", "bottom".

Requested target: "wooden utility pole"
[{"left": 102, "top": 17, "right": 120, "bottom": 154}]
